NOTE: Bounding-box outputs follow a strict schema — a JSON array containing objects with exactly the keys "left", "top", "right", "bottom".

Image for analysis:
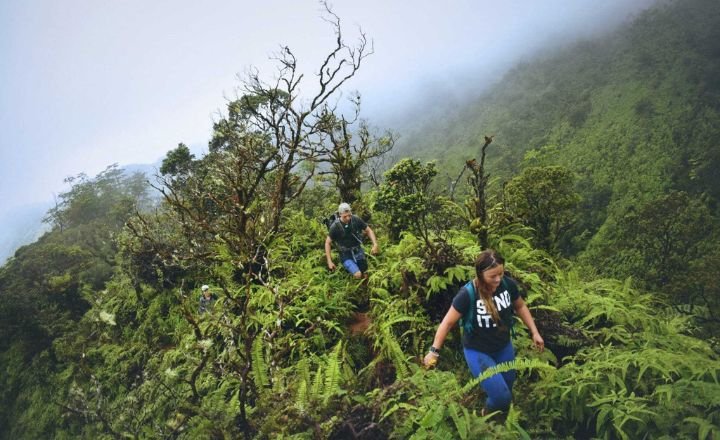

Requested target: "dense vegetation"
[
  {"left": 1, "top": 0, "right": 718, "bottom": 438},
  {"left": 397, "top": 0, "right": 720, "bottom": 337}
]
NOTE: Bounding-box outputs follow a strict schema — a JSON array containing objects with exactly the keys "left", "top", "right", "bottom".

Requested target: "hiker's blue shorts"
[
  {"left": 340, "top": 247, "right": 367, "bottom": 275},
  {"left": 463, "top": 341, "right": 516, "bottom": 411}
]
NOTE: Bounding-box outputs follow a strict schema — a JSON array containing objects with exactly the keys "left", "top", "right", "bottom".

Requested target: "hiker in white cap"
[
  {"left": 325, "top": 202, "right": 379, "bottom": 279},
  {"left": 199, "top": 284, "right": 216, "bottom": 314}
]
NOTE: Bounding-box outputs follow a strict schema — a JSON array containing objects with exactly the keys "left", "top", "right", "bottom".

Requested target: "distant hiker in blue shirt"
[
  {"left": 423, "top": 250, "right": 544, "bottom": 415},
  {"left": 325, "top": 202, "right": 379, "bottom": 279},
  {"left": 198, "top": 285, "right": 216, "bottom": 314}
]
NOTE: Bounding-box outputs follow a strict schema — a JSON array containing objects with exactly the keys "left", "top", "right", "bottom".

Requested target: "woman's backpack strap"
[{"left": 460, "top": 280, "right": 476, "bottom": 335}]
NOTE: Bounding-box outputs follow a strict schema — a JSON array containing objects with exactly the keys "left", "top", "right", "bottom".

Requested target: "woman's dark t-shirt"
[{"left": 451, "top": 276, "right": 520, "bottom": 353}]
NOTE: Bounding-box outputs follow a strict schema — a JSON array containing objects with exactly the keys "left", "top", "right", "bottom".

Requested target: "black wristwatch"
[{"left": 429, "top": 346, "right": 440, "bottom": 354}]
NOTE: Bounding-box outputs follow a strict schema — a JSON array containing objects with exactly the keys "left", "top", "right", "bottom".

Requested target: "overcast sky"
[{"left": 1, "top": 0, "right": 657, "bottom": 214}]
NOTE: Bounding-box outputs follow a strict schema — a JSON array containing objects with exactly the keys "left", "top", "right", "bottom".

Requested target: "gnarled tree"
[
  {"left": 317, "top": 99, "right": 395, "bottom": 212},
  {"left": 124, "top": 6, "right": 374, "bottom": 435}
]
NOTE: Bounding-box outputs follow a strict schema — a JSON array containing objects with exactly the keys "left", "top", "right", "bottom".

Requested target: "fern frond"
[
  {"left": 376, "top": 325, "right": 411, "bottom": 379},
  {"left": 323, "top": 341, "right": 344, "bottom": 404},
  {"left": 296, "top": 357, "right": 311, "bottom": 392},
  {"left": 310, "top": 365, "right": 324, "bottom": 402},
  {"left": 447, "top": 403, "right": 470, "bottom": 440},
  {"left": 294, "top": 379, "right": 308, "bottom": 414},
  {"left": 684, "top": 417, "right": 719, "bottom": 440},
  {"left": 251, "top": 336, "right": 270, "bottom": 396},
  {"left": 505, "top": 404, "right": 531, "bottom": 440},
  {"left": 418, "top": 403, "right": 446, "bottom": 429},
  {"left": 459, "top": 358, "right": 554, "bottom": 395}
]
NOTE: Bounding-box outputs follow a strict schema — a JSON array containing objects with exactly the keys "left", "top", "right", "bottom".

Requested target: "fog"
[{"left": 0, "top": 0, "right": 657, "bottom": 258}]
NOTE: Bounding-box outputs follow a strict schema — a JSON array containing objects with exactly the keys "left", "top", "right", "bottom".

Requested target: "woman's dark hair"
[
  {"left": 474, "top": 249, "right": 505, "bottom": 326},
  {"left": 475, "top": 249, "right": 505, "bottom": 279}
]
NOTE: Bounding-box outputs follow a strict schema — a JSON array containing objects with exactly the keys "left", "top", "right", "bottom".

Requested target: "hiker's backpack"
[
  {"left": 322, "top": 213, "right": 338, "bottom": 230},
  {"left": 323, "top": 213, "right": 363, "bottom": 247},
  {"left": 459, "top": 276, "right": 515, "bottom": 336}
]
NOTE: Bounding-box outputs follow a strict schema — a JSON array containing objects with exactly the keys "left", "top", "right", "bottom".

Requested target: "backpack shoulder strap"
[
  {"left": 461, "top": 280, "right": 476, "bottom": 334},
  {"left": 325, "top": 214, "right": 339, "bottom": 232},
  {"left": 349, "top": 216, "right": 363, "bottom": 245},
  {"left": 466, "top": 279, "right": 476, "bottom": 304}
]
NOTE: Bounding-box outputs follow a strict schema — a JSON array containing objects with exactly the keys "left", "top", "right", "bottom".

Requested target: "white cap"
[
  {"left": 338, "top": 202, "right": 351, "bottom": 214},
  {"left": 201, "top": 285, "right": 209, "bottom": 291}
]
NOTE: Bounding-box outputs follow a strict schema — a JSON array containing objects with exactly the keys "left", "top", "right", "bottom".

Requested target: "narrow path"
[{"left": 348, "top": 312, "right": 371, "bottom": 335}]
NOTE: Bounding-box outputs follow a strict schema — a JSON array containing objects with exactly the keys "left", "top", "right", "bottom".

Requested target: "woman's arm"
[
  {"left": 423, "top": 306, "right": 463, "bottom": 366},
  {"left": 513, "top": 297, "right": 544, "bottom": 351}
]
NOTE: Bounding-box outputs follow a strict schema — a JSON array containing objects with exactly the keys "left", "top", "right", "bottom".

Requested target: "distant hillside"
[
  {"left": 394, "top": 0, "right": 720, "bottom": 254},
  {"left": 122, "top": 162, "right": 160, "bottom": 178},
  {"left": 0, "top": 164, "right": 160, "bottom": 265}
]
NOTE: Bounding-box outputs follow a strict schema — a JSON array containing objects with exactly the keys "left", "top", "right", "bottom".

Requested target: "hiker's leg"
[
  {"left": 354, "top": 259, "right": 370, "bottom": 308},
  {"left": 342, "top": 258, "right": 362, "bottom": 278},
  {"left": 357, "top": 258, "right": 368, "bottom": 277},
  {"left": 463, "top": 347, "right": 512, "bottom": 411},
  {"left": 492, "top": 341, "right": 516, "bottom": 391}
]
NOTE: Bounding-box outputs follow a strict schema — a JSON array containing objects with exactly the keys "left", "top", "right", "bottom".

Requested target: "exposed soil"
[{"left": 348, "top": 312, "right": 371, "bottom": 336}]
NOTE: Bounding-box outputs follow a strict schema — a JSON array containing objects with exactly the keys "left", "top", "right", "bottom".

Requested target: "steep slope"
[{"left": 395, "top": 0, "right": 720, "bottom": 248}]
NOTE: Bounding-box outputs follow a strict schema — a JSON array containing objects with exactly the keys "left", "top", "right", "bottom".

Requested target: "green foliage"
[
  {"left": 589, "top": 191, "right": 713, "bottom": 282},
  {"left": 291, "top": 341, "right": 347, "bottom": 413},
  {"left": 528, "top": 270, "right": 720, "bottom": 439},
  {"left": 375, "top": 158, "right": 440, "bottom": 242},
  {"left": 3, "top": 1, "right": 720, "bottom": 438},
  {"left": 376, "top": 360, "right": 552, "bottom": 439},
  {"left": 395, "top": 0, "right": 720, "bottom": 278},
  {"left": 0, "top": 166, "right": 153, "bottom": 438},
  {"left": 504, "top": 165, "right": 581, "bottom": 254},
  {"left": 4, "top": 200, "right": 720, "bottom": 439},
  {"left": 160, "top": 143, "right": 195, "bottom": 176},
  {"left": 367, "top": 291, "right": 427, "bottom": 380}
]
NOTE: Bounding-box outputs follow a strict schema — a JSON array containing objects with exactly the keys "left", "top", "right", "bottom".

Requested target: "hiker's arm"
[
  {"left": 431, "top": 305, "right": 462, "bottom": 349},
  {"left": 325, "top": 236, "right": 336, "bottom": 270},
  {"left": 423, "top": 306, "right": 462, "bottom": 366},
  {"left": 364, "top": 226, "right": 379, "bottom": 255},
  {"left": 513, "top": 297, "right": 544, "bottom": 352}
]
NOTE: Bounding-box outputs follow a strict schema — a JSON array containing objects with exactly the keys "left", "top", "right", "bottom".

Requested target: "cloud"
[{"left": 0, "top": 0, "right": 657, "bottom": 212}]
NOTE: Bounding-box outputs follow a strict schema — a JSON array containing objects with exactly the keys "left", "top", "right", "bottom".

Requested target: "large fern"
[
  {"left": 251, "top": 336, "right": 270, "bottom": 397},
  {"left": 377, "top": 361, "right": 552, "bottom": 439},
  {"left": 458, "top": 358, "right": 555, "bottom": 396}
]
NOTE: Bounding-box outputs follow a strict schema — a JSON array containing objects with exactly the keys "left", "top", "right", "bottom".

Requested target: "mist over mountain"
[
  {"left": 0, "top": 203, "right": 50, "bottom": 264},
  {"left": 0, "top": 137, "right": 210, "bottom": 261},
  {"left": 1, "top": 1, "right": 660, "bottom": 261},
  {"left": 0, "top": 164, "right": 161, "bottom": 263},
  {"left": 390, "top": 0, "right": 720, "bottom": 258}
]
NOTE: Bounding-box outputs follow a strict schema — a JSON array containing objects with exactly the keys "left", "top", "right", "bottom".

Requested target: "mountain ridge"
[{"left": 392, "top": 0, "right": 720, "bottom": 257}]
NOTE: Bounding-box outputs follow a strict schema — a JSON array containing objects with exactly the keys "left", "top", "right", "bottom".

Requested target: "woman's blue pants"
[{"left": 463, "top": 342, "right": 516, "bottom": 411}]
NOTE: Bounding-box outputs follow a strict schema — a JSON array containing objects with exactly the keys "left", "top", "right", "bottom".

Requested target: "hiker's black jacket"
[{"left": 328, "top": 215, "right": 367, "bottom": 251}]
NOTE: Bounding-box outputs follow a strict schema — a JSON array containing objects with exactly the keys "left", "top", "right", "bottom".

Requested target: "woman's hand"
[
  {"left": 532, "top": 332, "right": 545, "bottom": 352},
  {"left": 423, "top": 351, "right": 439, "bottom": 368}
]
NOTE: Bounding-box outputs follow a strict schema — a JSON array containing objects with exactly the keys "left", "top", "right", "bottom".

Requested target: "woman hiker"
[{"left": 423, "top": 249, "right": 544, "bottom": 414}]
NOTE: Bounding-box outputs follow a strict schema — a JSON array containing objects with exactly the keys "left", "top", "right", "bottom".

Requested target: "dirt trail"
[{"left": 348, "top": 312, "right": 371, "bottom": 335}]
